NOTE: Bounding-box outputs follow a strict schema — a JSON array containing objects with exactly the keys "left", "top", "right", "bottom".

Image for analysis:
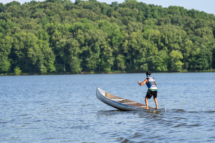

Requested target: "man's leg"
[
  {"left": 153, "top": 97, "right": 158, "bottom": 109},
  {"left": 145, "top": 97, "right": 148, "bottom": 109}
]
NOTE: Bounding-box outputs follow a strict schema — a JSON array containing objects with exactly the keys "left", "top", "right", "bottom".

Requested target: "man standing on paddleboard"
[{"left": 137, "top": 71, "right": 158, "bottom": 109}]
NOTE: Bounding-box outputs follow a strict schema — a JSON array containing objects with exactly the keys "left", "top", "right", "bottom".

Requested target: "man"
[{"left": 138, "top": 71, "right": 158, "bottom": 109}]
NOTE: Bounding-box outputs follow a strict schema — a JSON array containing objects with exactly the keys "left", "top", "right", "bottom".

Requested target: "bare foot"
[
  {"left": 145, "top": 106, "right": 149, "bottom": 109},
  {"left": 155, "top": 107, "right": 159, "bottom": 109}
]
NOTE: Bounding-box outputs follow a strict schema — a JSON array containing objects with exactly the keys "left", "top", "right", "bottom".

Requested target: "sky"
[{"left": 1, "top": 0, "right": 215, "bottom": 15}]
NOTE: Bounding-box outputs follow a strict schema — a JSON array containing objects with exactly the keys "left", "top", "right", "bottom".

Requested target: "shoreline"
[{"left": 1, "top": 69, "right": 215, "bottom": 76}]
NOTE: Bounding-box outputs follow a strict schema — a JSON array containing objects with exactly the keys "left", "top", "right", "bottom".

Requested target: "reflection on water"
[{"left": 0, "top": 73, "right": 215, "bottom": 142}]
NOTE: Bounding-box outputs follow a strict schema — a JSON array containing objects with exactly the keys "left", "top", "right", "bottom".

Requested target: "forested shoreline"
[{"left": 0, "top": 0, "right": 215, "bottom": 75}]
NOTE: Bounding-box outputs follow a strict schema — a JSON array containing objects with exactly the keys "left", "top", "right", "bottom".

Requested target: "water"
[{"left": 0, "top": 73, "right": 215, "bottom": 142}]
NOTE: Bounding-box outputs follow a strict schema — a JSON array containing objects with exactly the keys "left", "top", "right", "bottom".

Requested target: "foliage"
[
  {"left": 0, "top": 0, "right": 215, "bottom": 74},
  {"left": 14, "top": 66, "right": 21, "bottom": 75}
]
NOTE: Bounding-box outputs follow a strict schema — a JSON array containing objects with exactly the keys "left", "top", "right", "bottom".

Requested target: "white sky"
[{"left": 1, "top": 0, "right": 215, "bottom": 15}]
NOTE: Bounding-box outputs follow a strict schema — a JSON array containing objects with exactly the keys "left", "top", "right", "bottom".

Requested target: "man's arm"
[{"left": 138, "top": 79, "right": 148, "bottom": 86}]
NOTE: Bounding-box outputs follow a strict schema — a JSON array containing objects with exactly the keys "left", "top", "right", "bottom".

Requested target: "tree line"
[{"left": 0, "top": 0, "right": 215, "bottom": 74}]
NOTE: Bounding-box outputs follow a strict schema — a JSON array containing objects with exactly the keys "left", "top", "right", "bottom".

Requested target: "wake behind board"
[{"left": 96, "top": 87, "right": 165, "bottom": 112}]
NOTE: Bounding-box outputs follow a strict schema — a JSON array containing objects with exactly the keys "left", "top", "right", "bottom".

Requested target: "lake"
[{"left": 0, "top": 72, "right": 215, "bottom": 142}]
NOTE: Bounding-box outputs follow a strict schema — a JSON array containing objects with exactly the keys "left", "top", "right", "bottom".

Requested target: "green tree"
[
  {"left": 0, "top": 36, "right": 13, "bottom": 73},
  {"left": 124, "top": 0, "right": 137, "bottom": 3},
  {"left": 196, "top": 47, "right": 212, "bottom": 70},
  {"left": 14, "top": 66, "right": 21, "bottom": 75},
  {"left": 152, "top": 50, "right": 169, "bottom": 71},
  {"left": 0, "top": 3, "right": 6, "bottom": 12},
  {"left": 1, "top": 0, "right": 215, "bottom": 74},
  {"left": 67, "top": 39, "right": 82, "bottom": 73},
  {"left": 169, "top": 50, "right": 184, "bottom": 71}
]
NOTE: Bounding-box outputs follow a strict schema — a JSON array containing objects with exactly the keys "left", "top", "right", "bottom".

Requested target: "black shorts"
[{"left": 145, "top": 90, "right": 157, "bottom": 99}]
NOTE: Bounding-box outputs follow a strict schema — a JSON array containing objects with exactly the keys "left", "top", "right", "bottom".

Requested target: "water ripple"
[{"left": 0, "top": 73, "right": 215, "bottom": 142}]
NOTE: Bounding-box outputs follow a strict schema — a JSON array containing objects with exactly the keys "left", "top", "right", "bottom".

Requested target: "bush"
[{"left": 14, "top": 66, "right": 21, "bottom": 75}]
